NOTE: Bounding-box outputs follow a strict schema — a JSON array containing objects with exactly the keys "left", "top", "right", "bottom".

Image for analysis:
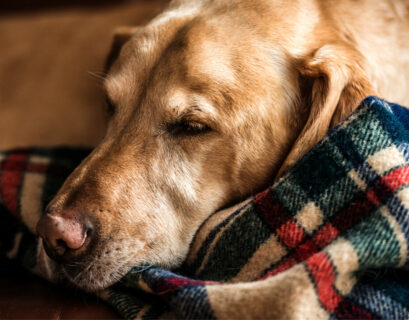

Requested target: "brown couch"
[{"left": 0, "top": 1, "right": 168, "bottom": 318}]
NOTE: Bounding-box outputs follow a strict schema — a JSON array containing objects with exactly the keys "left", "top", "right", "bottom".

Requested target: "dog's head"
[{"left": 36, "top": 1, "right": 374, "bottom": 291}]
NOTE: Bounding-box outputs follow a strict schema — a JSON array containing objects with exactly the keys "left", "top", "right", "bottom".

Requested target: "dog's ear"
[
  {"left": 276, "top": 42, "right": 376, "bottom": 178},
  {"left": 105, "top": 26, "right": 139, "bottom": 72}
]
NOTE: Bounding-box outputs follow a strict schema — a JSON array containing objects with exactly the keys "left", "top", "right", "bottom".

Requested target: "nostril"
[
  {"left": 86, "top": 227, "right": 93, "bottom": 239},
  {"left": 55, "top": 239, "right": 68, "bottom": 256},
  {"left": 56, "top": 239, "right": 66, "bottom": 247}
]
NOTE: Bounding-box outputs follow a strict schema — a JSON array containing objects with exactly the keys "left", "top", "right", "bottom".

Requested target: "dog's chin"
[
  {"left": 55, "top": 237, "right": 151, "bottom": 292},
  {"left": 62, "top": 260, "right": 132, "bottom": 292}
]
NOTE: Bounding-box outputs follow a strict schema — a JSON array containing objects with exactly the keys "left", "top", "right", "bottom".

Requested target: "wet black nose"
[{"left": 36, "top": 207, "right": 94, "bottom": 262}]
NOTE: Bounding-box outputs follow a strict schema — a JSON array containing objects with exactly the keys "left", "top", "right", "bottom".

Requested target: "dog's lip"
[
  {"left": 62, "top": 255, "right": 133, "bottom": 292},
  {"left": 58, "top": 238, "right": 114, "bottom": 283},
  {"left": 62, "top": 260, "right": 90, "bottom": 277},
  {"left": 61, "top": 253, "right": 99, "bottom": 282}
]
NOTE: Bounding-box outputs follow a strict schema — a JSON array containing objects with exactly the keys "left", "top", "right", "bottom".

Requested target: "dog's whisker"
[
  {"left": 87, "top": 71, "right": 107, "bottom": 82},
  {"left": 71, "top": 259, "right": 96, "bottom": 283}
]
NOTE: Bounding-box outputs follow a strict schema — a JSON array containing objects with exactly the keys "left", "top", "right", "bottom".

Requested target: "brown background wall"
[{"left": 0, "top": 0, "right": 168, "bottom": 150}]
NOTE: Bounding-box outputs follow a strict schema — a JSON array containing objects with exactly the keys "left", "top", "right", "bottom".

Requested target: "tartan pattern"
[{"left": 1, "top": 97, "right": 409, "bottom": 319}]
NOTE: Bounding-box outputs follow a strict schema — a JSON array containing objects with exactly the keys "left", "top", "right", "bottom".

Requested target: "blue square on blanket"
[
  {"left": 274, "top": 177, "right": 310, "bottom": 215},
  {"left": 316, "top": 175, "right": 360, "bottom": 220},
  {"left": 291, "top": 142, "right": 348, "bottom": 200},
  {"left": 345, "top": 104, "right": 394, "bottom": 159}
]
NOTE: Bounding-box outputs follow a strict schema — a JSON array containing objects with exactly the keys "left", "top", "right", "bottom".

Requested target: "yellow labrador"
[{"left": 37, "top": 0, "right": 409, "bottom": 291}]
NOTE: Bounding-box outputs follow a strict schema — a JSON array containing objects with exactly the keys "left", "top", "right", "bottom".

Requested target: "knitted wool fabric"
[{"left": 1, "top": 96, "right": 409, "bottom": 319}]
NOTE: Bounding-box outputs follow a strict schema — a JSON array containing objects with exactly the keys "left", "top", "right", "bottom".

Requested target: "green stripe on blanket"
[{"left": 1, "top": 96, "right": 409, "bottom": 319}]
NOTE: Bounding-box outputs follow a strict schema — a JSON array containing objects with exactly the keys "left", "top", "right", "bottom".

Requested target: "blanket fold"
[{"left": 1, "top": 97, "right": 409, "bottom": 319}]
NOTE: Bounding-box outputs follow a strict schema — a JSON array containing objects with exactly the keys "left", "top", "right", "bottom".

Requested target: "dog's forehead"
[
  {"left": 105, "top": 6, "right": 284, "bottom": 116},
  {"left": 183, "top": 23, "right": 236, "bottom": 84},
  {"left": 152, "top": 20, "right": 241, "bottom": 95}
]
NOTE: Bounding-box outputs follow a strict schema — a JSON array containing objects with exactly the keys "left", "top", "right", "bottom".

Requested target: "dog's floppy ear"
[
  {"left": 105, "top": 26, "right": 139, "bottom": 72},
  {"left": 276, "top": 42, "right": 376, "bottom": 178}
]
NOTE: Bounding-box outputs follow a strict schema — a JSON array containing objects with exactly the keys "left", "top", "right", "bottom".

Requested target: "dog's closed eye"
[
  {"left": 105, "top": 97, "right": 116, "bottom": 116},
  {"left": 167, "top": 119, "right": 212, "bottom": 136}
]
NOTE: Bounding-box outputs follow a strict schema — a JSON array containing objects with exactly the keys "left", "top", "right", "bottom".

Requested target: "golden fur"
[{"left": 40, "top": 0, "right": 409, "bottom": 291}]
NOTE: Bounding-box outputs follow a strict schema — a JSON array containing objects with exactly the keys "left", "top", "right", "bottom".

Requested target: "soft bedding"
[{"left": 1, "top": 96, "right": 409, "bottom": 319}]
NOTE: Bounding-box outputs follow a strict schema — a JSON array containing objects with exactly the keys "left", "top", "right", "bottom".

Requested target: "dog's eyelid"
[
  {"left": 166, "top": 116, "right": 214, "bottom": 136},
  {"left": 182, "top": 109, "right": 218, "bottom": 128}
]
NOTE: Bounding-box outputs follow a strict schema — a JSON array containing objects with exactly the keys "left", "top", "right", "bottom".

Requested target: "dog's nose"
[{"left": 36, "top": 208, "right": 93, "bottom": 261}]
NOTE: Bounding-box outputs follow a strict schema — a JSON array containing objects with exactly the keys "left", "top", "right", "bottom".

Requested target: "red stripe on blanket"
[
  {"left": 255, "top": 190, "right": 292, "bottom": 231},
  {"left": 294, "top": 239, "right": 318, "bottom": 261},
  {"left": 154, "top": 277, "right": 214, "bottom": 295},
  {"left": 305, "top": 252, "right": 342, "bottom": 312},
  {"left": 259, "top": 240, "right": 319, "bottom": 280},
  {"left": 382, "top": 165, "right": 409, "bottom": 190},
  {"left": 313, "top": 223, "right": 339, "bottom": 248},
  {"left": 334, "top": 299, "right": 377, "bottom": 320},
  {"left": 366, "top": 189, "right": 380, "bottom": 206},
  {"left": 0, "top": 153, "right": 29, "bottom": 218},
  {"left": 276, "top": 220, "right": 305, "bottom": 248}
]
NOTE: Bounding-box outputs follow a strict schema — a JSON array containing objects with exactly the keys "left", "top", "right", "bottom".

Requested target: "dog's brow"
[
  {"left": 167, "top": 91, "right": 217, "bottom": 117},
  {"left": 171, "top": 102, "right": 217, "bottom": 123},
  {"left": 181, "top": 106, "right": 205, "bottom": 117}
]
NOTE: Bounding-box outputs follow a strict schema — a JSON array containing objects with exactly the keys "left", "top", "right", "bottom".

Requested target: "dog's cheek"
[{"left": 113, "top": 193, "right": 184, "bottom": 266}]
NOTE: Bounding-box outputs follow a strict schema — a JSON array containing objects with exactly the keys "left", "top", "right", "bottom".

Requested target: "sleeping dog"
[{"left": 37, "top": 0, "right": 409, "bottom": 291}]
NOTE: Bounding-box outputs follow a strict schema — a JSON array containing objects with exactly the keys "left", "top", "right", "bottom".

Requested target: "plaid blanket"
[{"left": 1, "top": 96, "right": 409, "bottom": 319}]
